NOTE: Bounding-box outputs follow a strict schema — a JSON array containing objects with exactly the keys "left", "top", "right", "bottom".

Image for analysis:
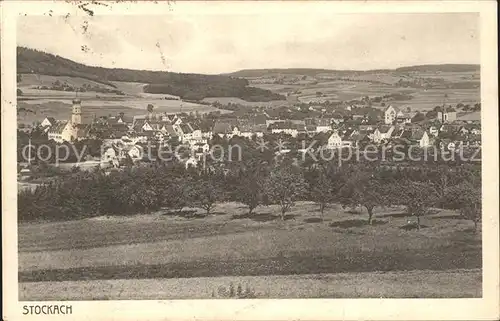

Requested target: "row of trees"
[{"left": 19, "top": 155, "right": 481, "bottom": 231}]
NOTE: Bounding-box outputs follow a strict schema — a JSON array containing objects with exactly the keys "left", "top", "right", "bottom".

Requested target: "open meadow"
[
  {"left": 18, "top": 201, "right": 482, "bottom": 300},
  {"left": 17, "top": 74, "right": 229, "bottom": 125},
  {"left": 247, "top": 70, "right": 480, "bottom": 110}
]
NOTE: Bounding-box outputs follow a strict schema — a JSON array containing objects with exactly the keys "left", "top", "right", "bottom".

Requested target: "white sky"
[{"left": 17, "top": 13, "right": 479, "bottom": 74}]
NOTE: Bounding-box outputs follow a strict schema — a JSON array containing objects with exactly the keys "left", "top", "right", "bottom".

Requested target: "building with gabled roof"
[
  {"left": 47, "top": 99, "right": 90, "bottom": 143},
  {"left": 384, "top": 105, "right": 401, "bottom": 124}
]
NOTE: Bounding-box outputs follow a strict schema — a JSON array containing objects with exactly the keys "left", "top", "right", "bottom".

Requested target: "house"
[
  {"left": 101, "top": 145, "right": 120, "bottom": 163},
  {"left": 390, "top": 127, "right": 406, "bottom": 139},
  {"left": 439, "top": 139, "right": 456, "bottom": 150},
  {"left": 213, "top": 122, "right": 240, "bottom": 139},
  {"left": 164, "top": 114, "right": 182, "bottom": 125},
  {"left": 315, "top": 118, "right": 332, "bottom": 133},
  {"left": 123, "top": 145, "right": 145, "bottom": 161},
  {"left": 239, "top": 124, "right": 266, "bottom": 139},
  {"left": 132, "top": 119, "right": 154, "bottom": 132},
  {"left": 384, "top": 105, "right": 401, "bottom": 125},
  {"left": 428, "top": 125, "right": 440, "bottom": 137},
  {"left": 269, "top": 122, "right": 299, "bottom": 137},
  {"left": 184, "top": 156, "right": 198, "bottom": 169},
  {"left": 41, "top": 117, "right": 56, "bottom": 128},
  {"left": 48, "top": 121, "right": 72, "bottom": 143},
  {"left": 342, "top": 133, "right": 368, "bottom": 148},
  {"left": 402, "top": 130, "right": 431, "bottom": 147},
  {"left": 47, "top": 99, "right": 89, "bottom": 143},
  {"left": 378, "top": 125, "right": 395, "bottom": 141},
  {"left": 458, "top": 124, "right": 481, "bottom": 136},
  {"left": 439, "top": 123, "right": 461, "bottom": 134},
  {"left": 162, "top": 124, "right": 179, "bottom": 138},
  {"left": 191, "top": 142, "right": 210, "bottom": 154},
  {"left": 177, "top": 123, "right": 196, "bottom": 143},
  {"left": 395, "top": 113, "right": 413, "bottom": 124},
  {"left": 468, "top": 134, "right": 481, "bottom": 146},
  {"left": 326, "top": 131, "right": 342, "bottom": 149},
  {"left": 331, "top": 114, "right": 345, "bottom": 125},
  {"left": 437, "top": 110, "right": 458, "bottom": 123},
  {"left": 352, "top": 114, "right": 366, "bottom": 122},
  {"left": 305, "top": 125, "right": 317, "bottom": 135}
]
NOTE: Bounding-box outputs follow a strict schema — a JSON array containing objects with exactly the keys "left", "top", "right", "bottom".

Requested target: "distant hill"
[
  {"left": 226, "top": 68, "right": 360, "bottom": 78},
  {"left": 228, "top": 64, "right": 480, "bottom": 77},
  {"left": 17, "top": 47, "right": 285, "bottom": 102},
  {"left": 394, "top": 64, "right": 480, "bottom": 73}
]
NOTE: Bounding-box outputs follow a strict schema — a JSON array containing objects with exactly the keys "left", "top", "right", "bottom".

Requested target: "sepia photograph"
[{"left": 2, "top": 1, "right": 499, "bottom": 320}]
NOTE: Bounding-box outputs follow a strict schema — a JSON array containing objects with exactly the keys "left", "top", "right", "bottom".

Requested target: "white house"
[
  {"left": 384, "top": 105, "right": 400, "bottom": 125},
  {"left": 378, "top": 125, "right": 395, "bottom": 141},
  {"left": 404, "top": 130, "right": 431, "bottom": 147},
  {"left": 123, "top": 145, "right": 144, "bottom": 161},
  {"left": 101, "top": 146, "right": 119, "bottom": 163},
  {"left": 428, "top": 126, "right": 440, "bottom": 137},
  {"left": 440, "top": 140, "right": 456, "bottom": 150},
  {"left": 185, "top": 156, "right": 198, "bottom": 169},
  {"left": 327, "top": 131, "right": 342, "bottom": 149},
  {"left": 315, "top": 119, "right": 332, "bottom": 133},
  {"left": 270, "top": 122, "right": 298, "bottom": 137}
]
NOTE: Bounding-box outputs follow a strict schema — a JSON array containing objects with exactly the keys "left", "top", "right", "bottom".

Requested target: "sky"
[{"left": 17, "top": 13, "right": 479, "bottom": 74}]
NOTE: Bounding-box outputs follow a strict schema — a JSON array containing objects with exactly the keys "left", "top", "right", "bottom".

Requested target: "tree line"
[{"left": 18, "top": 151, "right": 481, "bottom": 231}]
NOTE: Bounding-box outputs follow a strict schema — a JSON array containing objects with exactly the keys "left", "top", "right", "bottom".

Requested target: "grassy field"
[
  {"left": 18, "top": 74, "right": 116, "bottom": 90},
  {"left": 20, "top": 269, "right": 481, "bottom": 300},
  {"left": 248, "top": 70, "right": 480, "bottom": 110},
  {"left": 18, "top": 202, "right": 481, "bottom": 299},
  {"left": 17, "top": 98, "right": 227, "bottom": 125},
  {"left": 17, "top": 74, "right": 230, "bottom": 126}
]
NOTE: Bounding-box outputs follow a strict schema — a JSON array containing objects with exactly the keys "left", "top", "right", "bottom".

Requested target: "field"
[
  {"left": 17, "top": 74, "right": 230, "bottom": 125},
  {"left": 18, "top": 202, "right": 482, "bottom": 300},
  {"left": 17, "top": 97, "right": 227, "bottom": 125},
  {"left": 202, "top": 97, "right": 289, "bottom": 107},
  {"left": 247, "top": 70, "right": 480, "bottom": 111}
]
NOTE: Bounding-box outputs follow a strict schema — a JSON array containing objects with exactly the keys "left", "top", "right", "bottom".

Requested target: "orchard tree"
[
  {"left": 444, "top": 182, "right": 481, "bottom": 231},
  {"left": 265, "top": 164, "right": 306, "bottom": 220},
  {"left": 162, "top": 177, "right": 192, "bottom": 213},
  {"left": 398, "top": 180, "right": 438, "bottom": 230},
  {"left": 230, "top": 162, "right": 268, "bottom": 215},
  {"left": 305, "top": 166, "right": 343, "bottom": 217},
  {"left": 190, "top": 173, "right": 223, "bottom": 215},
  {"left": 339, "top": 168, "right": 389, "bottom": 225}
]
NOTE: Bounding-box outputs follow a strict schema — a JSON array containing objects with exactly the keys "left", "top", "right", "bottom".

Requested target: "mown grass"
[
  {"left": 19, "top": 242, "right": 481, "bottom": 282},
  {"left": 19, "top": 202, "right": 482, "bottom": 284}
]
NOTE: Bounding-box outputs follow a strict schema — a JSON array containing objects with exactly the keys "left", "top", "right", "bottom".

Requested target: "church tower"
[{"left": 71, "top": 98, "right": 82, "bottom": 125}]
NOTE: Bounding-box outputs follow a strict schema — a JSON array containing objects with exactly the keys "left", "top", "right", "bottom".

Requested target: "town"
[{"left": 18, "top": 95, "right": 481, "bottom": 173}]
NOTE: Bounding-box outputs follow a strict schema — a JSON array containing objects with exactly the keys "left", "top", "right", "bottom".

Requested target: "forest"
[{"left": 17, "top": 47, "right": 284, "bottom": 101}]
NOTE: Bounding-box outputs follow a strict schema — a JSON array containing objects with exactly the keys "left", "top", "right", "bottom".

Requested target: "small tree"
[
  {"left": 339, "top": 171, "right": 388, "bottom": 225},
  {"left": 398, "top": 180, "right": 438, "bottom": 230},
  {"left": 444, "top": 182, "right": 481, "bottom": 231},
  {"left": 305, "top": 166, "right": 343, "bottom": 217},
  {"left": 231, "top": 166, "right": 267, "bottom": 215},
  {"left": 190, "top": 174, "right": 222, "bottom": 215},
  {"left": 265, "top": 165, "right": 305, "bottom": 220},
  {"left": 162, "top": 177, "right": 192, "bottom": 213}
]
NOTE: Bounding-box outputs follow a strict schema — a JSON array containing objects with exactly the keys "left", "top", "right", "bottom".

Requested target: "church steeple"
[{"left": 71, "top": 91, "right": 82, "bottom": 125}]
